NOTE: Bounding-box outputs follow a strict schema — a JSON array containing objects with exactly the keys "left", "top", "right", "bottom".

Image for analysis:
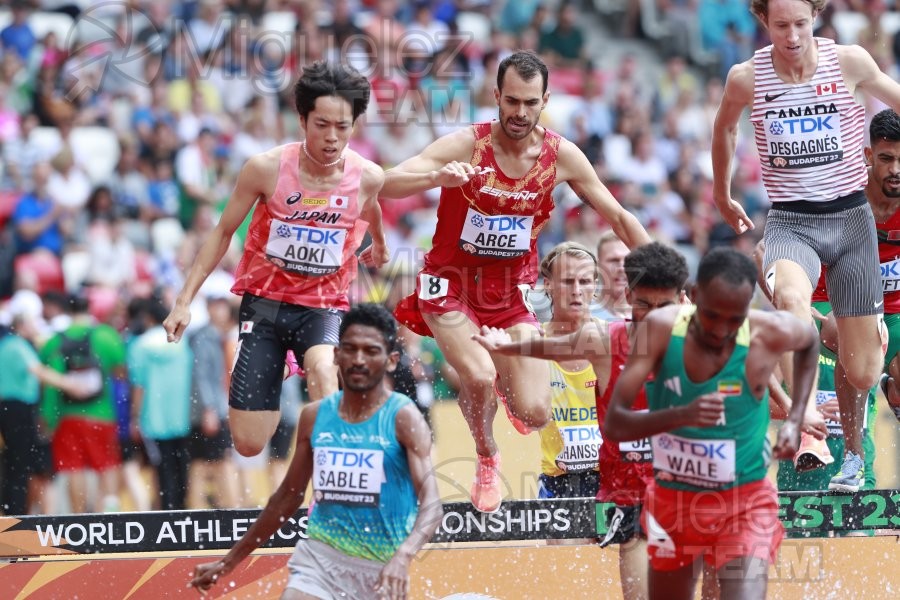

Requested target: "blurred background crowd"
[{"left": 1, "top": 0, "right": 899, "bottom": 515}]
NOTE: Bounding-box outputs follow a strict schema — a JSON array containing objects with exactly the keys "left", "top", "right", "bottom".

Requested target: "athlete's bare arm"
[
  {"left": 358, "top": 162, "right": 389, "bottom": 269},
  {"left": 712, "top": 60, "right": 755, "bottom": 235},
  {"left": 381, "top": 128, "right": 486, "bottom": 198},
  {"left": 164, "top": 151, "right": 277, "bottom": 342},
  {"left": 838, "top": 44, "right": 900, "bottom": 108},
  {"left": 473, "top": 321, "right": 611, "bottom": 363},
  {"left": 189, "top": 401, "right": 320, "bottom": 593},
  {"left": 376, "top": 405, "right": 441, "bottom": 599},
  {"left": 556, "top": 140, "right": 650, "bottom": 249},
  {"left": 605, "top": 307, "right": 725, "bottom": 442},
  {"left": 751, "top": 310, "right": 821, "bottom": 457}
]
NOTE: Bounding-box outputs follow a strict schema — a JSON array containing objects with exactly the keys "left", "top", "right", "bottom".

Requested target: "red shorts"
[
  {"left": 52, "top": 418, "right": 121, "bottom": 472},
  {"left": 394, "top": 270, "right": 539, "bottom": 337},
  {"left": 642, "top": 479, "right": 783, "bottom": 572}
]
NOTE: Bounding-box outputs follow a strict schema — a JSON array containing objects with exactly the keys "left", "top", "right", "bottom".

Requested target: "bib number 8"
[{"left": 419, "top": 274, "right": 449, "bottom": 301}]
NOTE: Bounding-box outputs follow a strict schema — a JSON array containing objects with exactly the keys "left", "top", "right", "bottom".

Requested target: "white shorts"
[{"left": 286, "top": 538, "right": 384, "bottom": 599}]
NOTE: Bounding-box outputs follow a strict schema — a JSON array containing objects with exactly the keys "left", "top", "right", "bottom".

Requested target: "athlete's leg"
[
  {"left": 768, "top": 259, "right": 815, "bottom": 396},
  {"left": 303, "top": 344, "right": 339, "bottom": 401},
  {"left": 229, "top": 309, "right": 294, "bottom": 456},
  {"left": 716, "top": 556, "right": 768, "bottom": 600},
  {"left": 423, "top": 311, "right": 498, "bottom": 458},
  {"left": 648, "top": 559, "right": 700, "bottom": 600},
  {"left": 493, "top": 323, "right": 551, "bottom": 429},
  {"left": 835, "top": 315, "right": 883, "bottom": 391},
  {"left": 832, "top": 315, "right": 883, "bottom": 461},
  {"left": 833, "top": 359, "right": 867, "bottom": 457},
  {"left": 619, "top": 536, "right": 649, "bottom": 600},
  {"left": 229, "top": 409, "right": 279, "bottom": 457}
]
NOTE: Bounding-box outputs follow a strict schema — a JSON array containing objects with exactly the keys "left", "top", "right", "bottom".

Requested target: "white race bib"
[
  {"left": 418, "top": 273, "right": 450, "bottom": 301},
  {"left": 313, "top": 447, "right": 384, "bottom": 507},
  {"left": 458, "top": 207, "right": 533, "bottom": 258},
  {"left": 763, "top": 107, "right": 844, "bottom": 169},
  {"left": 816, "top": 390, "right": 843, "bottom": 437},
  {"left": 266, "top": 220, "right": 345, "bottom": 276},
  {"left": 555, "top": 425, "right": 602, "bottom": 473},
  {"left": 618, "top": 437, "right": 652, "bottom": 463},
  {"left": 652, "top": 433, "right": 736, "bottom": 488}
]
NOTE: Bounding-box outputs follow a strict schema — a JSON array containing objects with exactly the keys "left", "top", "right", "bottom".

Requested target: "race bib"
[
  {"left": 266, "top": 220, "right": 345, "bottom": 276},
  {"left": 652, "top": 433, "right": 736, "bottom": 488},
  {"left": 418, "top": 273, "right": 450, "bottom": 301},
  {"left": 764, "top": 105, "right": 844, "bottom": 169},
  {"left": 555, "top": 425, "right": 602, "bottom": 473},
  {"left": 313, "top": 447, "right": 384, "bottom": 507},
  {"left": 881, "top": 258, "right": 900, "bottom": 293},
  {"left": 459, "top": 207, "right": 533, "bottom": 258},
  {"left": 618, "top": 437, "right": 652, "bottom": 463},
  {"left": 816, "top": 390, "right": 842, "bottom": 437}
]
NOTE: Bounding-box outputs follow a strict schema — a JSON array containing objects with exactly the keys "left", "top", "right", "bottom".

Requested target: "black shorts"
[
  {"left": 537, "top": 471, "right": 599, "bottom": 499},
  {"left": 230, "top": 294, "right": 343, "bottom": 411},
  {"left": 597, "top": 502, "right": 643, "bottom": 547},
  {"left": 269, "top": 418, "right": 297, "bottom": 460},
  {"left": 189, "top": 425, "right": 233, "bottom": 462}
]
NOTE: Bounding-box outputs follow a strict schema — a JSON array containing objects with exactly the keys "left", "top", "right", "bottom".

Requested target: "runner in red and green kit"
[{"left": 605, "top": 247, "right": 820, "bottom": 600}]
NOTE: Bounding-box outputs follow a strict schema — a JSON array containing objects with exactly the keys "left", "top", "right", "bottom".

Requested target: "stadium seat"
[
  {"left": 457, "top": 11, "right": 492, "bottom": 44},
  {"left": 71, "top": 126, "right": 120, "bottom": 183},
  {"left": 14, "top": 251, "right": 65, "bottom": 296},
  {"left": 833, "top": 12, "right": 868, "bottom": 45},
  {"left": 61, "top": 249, "right": 90, "bottom": 292},
  {"left": 261, "top": 11, "right": 297, "bottom": 35}
]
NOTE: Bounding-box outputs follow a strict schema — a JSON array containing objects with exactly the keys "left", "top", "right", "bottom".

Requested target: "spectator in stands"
[
  {"left": 538, "top": 1, "right": 586, "bottom": 69},
  {"left": 0, "top": 1, "right": 36, "bottom": 62},
  {"left": 13, "top": 162, "right": 67, "bottom": 256},
  {"left": 40, "top": 293, "right": 125, "bottom": 513},
  {"left": 186, "top": 293, "right": 239, "bottom": 509},
  {"left": 2, "top": 114, "right": 45, "bottom": 193},
  {"left": 0, "top": 303, "right": 49, "bottom": 515},
  {"left": 698, "top": 0, "right": 756, "bottom": 80},
  {"left": 174, "top": 126, "right": 218, "bottom": 228},
  {"left": 568, "top": 74, "right": 613, "bottom": 166},
  {"left": 128, "top": 296, "right": 193, "bottom": 510},
  {"left": 499, "top": 0, "right": 542, "bottom": 35}
]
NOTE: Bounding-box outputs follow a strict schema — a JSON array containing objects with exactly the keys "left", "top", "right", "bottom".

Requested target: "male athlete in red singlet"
[
  {"left": 475, "top": 242, "right": 687, "bottom": 599},
  {"left": 164, "top": 62, "right": 388, "bottom": 456},
  {"left": 382, "top": 51, "right": 650, "bottom": 512}
]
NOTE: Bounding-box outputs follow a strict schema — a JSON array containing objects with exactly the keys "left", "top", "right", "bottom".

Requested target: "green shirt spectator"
[{"left": 40, "top": 321, "right": 126, "bottom": 431}]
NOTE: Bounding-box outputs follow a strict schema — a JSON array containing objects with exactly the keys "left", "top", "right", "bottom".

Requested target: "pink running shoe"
[
  {"left": 497, "top": 389, "right": 535, "bottom": 435},
  {"left": 793, "top": 432, "right": 834, "bottom": 473},
  {"left": 470, "top": 452, "right": 503, "bottom": 513},
  {"left": 284, "top": 350, "right": 303, "bottom": 380}
]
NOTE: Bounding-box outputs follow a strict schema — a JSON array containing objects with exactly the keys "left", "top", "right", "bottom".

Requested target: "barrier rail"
[{"left": 2, "top": 489, "right": 900, "bottom": 559}]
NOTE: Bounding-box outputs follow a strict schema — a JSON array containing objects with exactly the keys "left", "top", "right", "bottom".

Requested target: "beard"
[{"left": 500, "top": 116, "right": 534, "bottom": 140}]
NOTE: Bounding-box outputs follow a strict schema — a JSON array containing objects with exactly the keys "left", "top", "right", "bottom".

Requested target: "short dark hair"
[
  {"left": 497, "top": 51, "right": 549, "bottom": 95},
  {"left": 293, "top": 60, "right": 371, "bottom": 121},
  {"left": 696, "top": 247, "right": 757, "bottom": 289},
  {"left": 339, "top": 303, "right": 398, "bottom": 351},
  {"left": 870, "top": 109, "right": 900, "bottom": 144},
  {"left": 624, "top": 242, "right": 689, "bottom": 290}
]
